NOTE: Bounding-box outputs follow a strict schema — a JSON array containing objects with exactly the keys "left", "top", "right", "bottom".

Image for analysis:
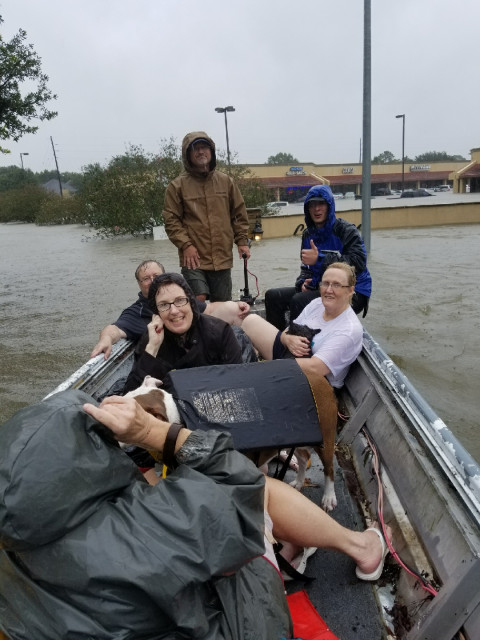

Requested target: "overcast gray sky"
[{"left": 1, "top": 0, "right": 478, "bottom": 174}]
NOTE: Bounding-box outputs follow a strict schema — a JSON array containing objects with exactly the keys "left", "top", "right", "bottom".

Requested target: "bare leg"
[
  {"left": 205, "top": 301, "right": 242, "bottom": 326},
  {"left": 240, "top": 314, "right": 278, "bottom": 360},
  {"left": 264, "top": 476, "right": 390, "bottom": 576}
]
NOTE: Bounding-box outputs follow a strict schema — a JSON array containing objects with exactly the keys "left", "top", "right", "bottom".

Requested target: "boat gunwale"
[{"left": 361, "top": 329, "right": 480, "bottom": 524}]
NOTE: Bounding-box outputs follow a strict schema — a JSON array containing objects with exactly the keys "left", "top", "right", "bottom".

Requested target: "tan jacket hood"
[{"left": 182, "top": 131, "right": 217, "bottom": 177}]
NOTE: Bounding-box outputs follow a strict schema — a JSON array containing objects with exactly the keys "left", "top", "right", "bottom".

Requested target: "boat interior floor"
[{"left": 269, "top": 452, "right": 391, "bottom": 640}]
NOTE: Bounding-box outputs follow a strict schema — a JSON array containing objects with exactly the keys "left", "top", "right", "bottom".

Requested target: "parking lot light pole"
[
  {"left": 20, "top": 152, "right": 29, "bottom": 170},
  {"left": 396, "top": 114, "right": 405, "bottom": 193},
  {"left": 215, "top": 106, "right": 235, "bottom": 166}
]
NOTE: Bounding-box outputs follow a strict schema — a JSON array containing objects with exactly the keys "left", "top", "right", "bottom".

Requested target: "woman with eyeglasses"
[
  {"left": 123, "top": 273, "right": 243, "bottom": 394},
  {"left": 241, "top": 262, "right": 363, "bottom": 389}
]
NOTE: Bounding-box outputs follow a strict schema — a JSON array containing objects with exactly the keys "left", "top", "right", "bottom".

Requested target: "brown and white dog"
[
  {"left": 123, "top": 373, "right": 338, "bottom": 511},
  {"left": 121, "top": 376, "right": 183, "bottom": 484},
  {"left": 254, "top": 370, "right": 339, "bottom": 512},
  {"left": 124, "top": 375, "right": 180, "bottom": 423}
]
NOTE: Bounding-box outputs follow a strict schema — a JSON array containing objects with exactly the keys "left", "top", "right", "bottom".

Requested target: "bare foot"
[{"left": 355, "top": 523, "right": 392, "bottom": 577}]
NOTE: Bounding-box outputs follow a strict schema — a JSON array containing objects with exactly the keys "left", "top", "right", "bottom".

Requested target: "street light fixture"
[
  {"left": 395, "top": 114, "right": 405, "bottom": 193},
  {"left": 253, "top": 221, "right": 264, "bottom": 242},
  {"left": 215, "top": 106, "right": 235, "bottom": 166},
  {"left": 20, "top": 152, "right": 30, "bottom": 170}
]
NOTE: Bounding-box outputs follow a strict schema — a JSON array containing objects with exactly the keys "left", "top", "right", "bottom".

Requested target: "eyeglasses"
[
  {"left": 320, "top": 281, "right": 351, "bottom": 290},
  {"left": 139, "top": 274, "right": 162, "bottom": 285},
  {"left": 157, "top": 296, "right": 190, "bottom": 313}
]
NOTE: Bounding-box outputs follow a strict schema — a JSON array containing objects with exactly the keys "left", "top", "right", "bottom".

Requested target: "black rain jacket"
[{"left": 0, "top": 390, "right": 291, "bottom": 639}]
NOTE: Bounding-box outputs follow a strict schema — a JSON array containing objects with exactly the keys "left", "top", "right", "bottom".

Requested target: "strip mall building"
[{"left": 247, "top": 147, "right": 480, "bottom": 202}]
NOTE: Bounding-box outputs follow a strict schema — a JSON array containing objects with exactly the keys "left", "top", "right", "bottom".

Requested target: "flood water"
[{"left": 1, "top": 222, "right": 479, "bottom": 462}]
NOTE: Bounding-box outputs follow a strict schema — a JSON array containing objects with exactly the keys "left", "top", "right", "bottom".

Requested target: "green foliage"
[
  {"left": 0, "top": 16, "right": 58, "bottom": 152},
  {"left": 373, "top": 149, "right": 466, "bottom": 164},
  {"left": 414, "top": 151, "right": 467, "bottom": 162},
  {"left": 36, "top": 193, "right": 83, "bottom": 225},
  {"left": 216, "top": 150, "right": 270, "bottom": 208},
  {"left": 372, "top": 150, "right": 398, "bottom": 164},
  {"left": 80, "top": 141, "right": 182, "bottom": 237},
  {"left": 0, "top": 165, "right": 36, "bottom": 191},
  {"left": 267, "top": 152, "right": 299, "bottom": 165},
  {"left": 0, "top": 184, "right": 49, "bottom": 222}
]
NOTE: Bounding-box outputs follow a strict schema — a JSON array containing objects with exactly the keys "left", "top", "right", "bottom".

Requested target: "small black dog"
[{"left": 284, "top": 321, "right": 321, "bottom": 358}]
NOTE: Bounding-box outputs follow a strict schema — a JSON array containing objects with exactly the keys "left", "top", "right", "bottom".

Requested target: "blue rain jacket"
[{"left": 296, "top": 185, "right": 372, "bottom": 297}]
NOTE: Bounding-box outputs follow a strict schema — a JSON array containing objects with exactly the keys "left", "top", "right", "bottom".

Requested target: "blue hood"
[{"left": 304, "top": 185, "right": 337, "bottom": 239}]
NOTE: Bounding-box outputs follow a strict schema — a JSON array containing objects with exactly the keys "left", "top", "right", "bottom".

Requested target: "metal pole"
[
  {"left": 396, "top": 114, "right": 405, "bottom": 192},
  {"left": 20, "top": 152, "right": 29, "bottom": 170},
  {"left": 215, "top": 106, "right": 235, "bottom": 168},
  {"left": 50, "top": 136, "right": 63, "bottom": 197},
  {"left": 224, "top": 110, "right": 231, "bottom": 166},
  {"left": 361, "top": 0, "right": 372, "bottom": 254}
]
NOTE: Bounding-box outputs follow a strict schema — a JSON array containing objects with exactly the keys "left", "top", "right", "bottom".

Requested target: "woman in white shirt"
[{"left": 241, "top": 262, "right": 363, "bottom": 388}]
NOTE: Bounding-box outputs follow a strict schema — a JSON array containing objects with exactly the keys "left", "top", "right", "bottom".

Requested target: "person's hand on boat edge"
[{"left": 90, "top": 324, "right": 127, "bottom": 360}]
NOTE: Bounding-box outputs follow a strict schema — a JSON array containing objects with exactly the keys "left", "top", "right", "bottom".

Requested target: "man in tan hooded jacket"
[{"left": 162, "top": 131, "right": 250, "bottom": 302}]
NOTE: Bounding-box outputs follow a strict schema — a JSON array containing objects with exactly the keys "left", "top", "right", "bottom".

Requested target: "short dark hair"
[
  {"left": 135, "top": 260, "right": 165, "bottom": 281},
  {"left": 147, "top": 272, "right": 200, "bottom": 325}
]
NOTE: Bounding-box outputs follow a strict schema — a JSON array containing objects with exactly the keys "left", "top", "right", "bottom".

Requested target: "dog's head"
[
  {"left": 124, "top": 376, "right": 179, "bottom": 423},
  {"left": 122, "top": 377, "right": 182, "bottom": 463},
  {"left": 287, "top": 321, "right": 321, "bottom": 356}
]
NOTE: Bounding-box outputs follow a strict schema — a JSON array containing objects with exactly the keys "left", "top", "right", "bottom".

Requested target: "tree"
[
  {"left": 0, "top": 184, "right": 49, "bottom": 223},
  {"left": 267, "top": 152, "right": 299, "bottom": 165},
  {"left": 80, "top": 141, "right": 183, "bottom": 237},
  {"left": 0, "top": 16, "right": 57, "bottom": 153},
  {"left": 216, "top": 150, "right": 270, "bottom": 208},
  {"left": 372, "top": 150, "right": 398, "bottom": 164},
  {"left": 414, "top": 151, "right": 467, "bottom": 162},
  {"left": 0, "top": 164, "right": 36, "bottom": 191}
]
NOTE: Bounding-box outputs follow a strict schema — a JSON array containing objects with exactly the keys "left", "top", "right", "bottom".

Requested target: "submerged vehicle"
[{"left": 44, "top": 301, "right": 480, "bottom": 640}]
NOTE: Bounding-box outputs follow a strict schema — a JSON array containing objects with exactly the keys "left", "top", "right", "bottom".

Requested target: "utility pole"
[
  {"left": 395, "top": 114, "right": 405, "bottom": 193},
  {"left": 215, "top": 106, "right": 235, "bottom": 166},
  {"left": 361, "top": 0, "right": 372, "bottom": 253},
  {"left": 50, "top": 136, "right": 63, "bottom": 197},
  {"left": 20, "top": 152, "right": 29, "bottom": 170}
]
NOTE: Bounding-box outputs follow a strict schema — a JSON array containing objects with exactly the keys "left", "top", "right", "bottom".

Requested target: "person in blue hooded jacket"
[{"left": 265, "top": 184, "right": 372, "bottom": 330}]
